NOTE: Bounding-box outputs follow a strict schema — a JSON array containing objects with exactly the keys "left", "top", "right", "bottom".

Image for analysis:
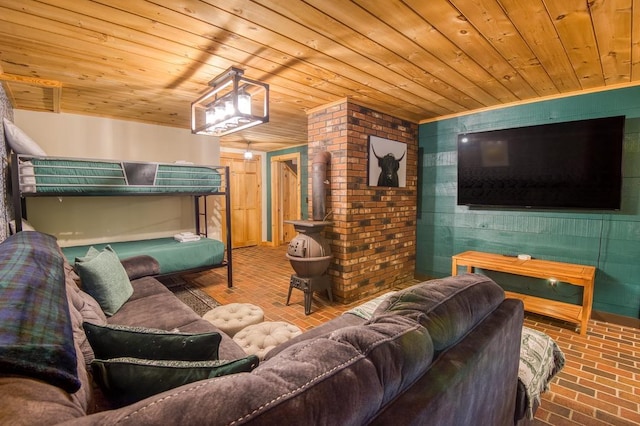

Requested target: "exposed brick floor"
[{"left": 184, "top": 245, "right": 640, "bottom": 426}]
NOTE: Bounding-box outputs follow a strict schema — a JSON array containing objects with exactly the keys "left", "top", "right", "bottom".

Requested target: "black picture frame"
[{"left": 367, "top": 135, "right": 407, "bottom": 187}]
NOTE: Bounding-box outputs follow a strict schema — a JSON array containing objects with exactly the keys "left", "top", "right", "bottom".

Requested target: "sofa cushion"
[
  {"left": 108, "top": 276, "right": 248, "bottom": 361},
  {"left": 370, "top": 298, "right": 524, "bottom": 426},
  {"left": 120, "top": 255, "right": 160, "bottom": 280},
  {"left": 66, "top": 282, "right": 107, "bottom": 363},
  {"left": 62, "top": 248, "right": 107, "bottom": 365},
  {"left": 0, "top": 376, "right": 87, "bottom": 424},
  {"left": 374, "top": 273, "right": 505, "bottom": 351},
  {"left": 263, "top": 311, "right": 365, "bottom": 361},
  {"left": 83, "top": 322, "right": 221, "bottom": 361},
  {"left": 78, "top": 314, "right": 433, "bottom": 425},
  {"left": 0, "top": 231, "right": 80, "bottom": 393},
  {"left": 91, "top": 355, "right": 259, "bottom": 406},
  {"left": 107, "top": 276, "right": 204, "bottom": 328},
  {"left": 75, "top": 246, "right": 133, "bottom": 316}
]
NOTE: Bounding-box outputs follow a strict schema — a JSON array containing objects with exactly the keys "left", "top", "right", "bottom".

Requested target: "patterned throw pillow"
[
  {"left": 91, "top": 355, "right": 259, "bottom": 405},
  {"left": 83, "top": 322, "right": 221, "bottom": 361}
]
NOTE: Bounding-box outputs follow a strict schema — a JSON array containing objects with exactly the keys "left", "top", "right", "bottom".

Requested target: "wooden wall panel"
[{"left": 417, "top": 86, "right": 640, "bottom": 318}]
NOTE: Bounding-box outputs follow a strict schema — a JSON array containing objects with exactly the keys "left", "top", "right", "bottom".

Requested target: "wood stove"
[{"left": 285, "top": 220, "right": 333, "bottom": 315}]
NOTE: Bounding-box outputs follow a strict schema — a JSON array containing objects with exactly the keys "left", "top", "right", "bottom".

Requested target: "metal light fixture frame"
[{"left": 191, "top": 66, "right": 269, "bottom": 136}]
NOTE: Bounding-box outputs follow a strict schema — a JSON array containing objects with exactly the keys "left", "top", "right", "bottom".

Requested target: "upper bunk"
[{"left": 11, "top": 152, "right": 229, "bottom": 197}]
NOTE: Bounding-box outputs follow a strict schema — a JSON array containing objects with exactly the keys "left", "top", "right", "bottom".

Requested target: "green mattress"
[{"left": 62, "top": 237, "right": 225, "bottom": 275}]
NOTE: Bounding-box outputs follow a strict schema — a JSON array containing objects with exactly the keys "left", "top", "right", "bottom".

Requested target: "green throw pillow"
[
  {"left": 91, "top": 355, "right": 259, "bottom": 405},
  {"left": 83, "top": 322, "right": 221, "bottom": 361},
  {"left": 75, "top": 245, "right": 133, "bottom": 316},
  {"left": 83, "top": 246, "right": 100, "bottom": 258}
]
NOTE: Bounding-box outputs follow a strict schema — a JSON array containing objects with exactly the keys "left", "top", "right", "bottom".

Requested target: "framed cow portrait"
[{"left": 367, "top": 136, "right": 407, "bottom": 187}]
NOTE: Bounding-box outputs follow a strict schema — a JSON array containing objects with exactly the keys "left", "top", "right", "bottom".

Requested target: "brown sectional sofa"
[{"left": 0, "top": 231, "right": 525, "bottom": 425}]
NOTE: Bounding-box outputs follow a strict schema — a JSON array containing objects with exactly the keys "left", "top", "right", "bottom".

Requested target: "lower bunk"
[{"left": 61, "top": 237, "right": 230, "bottom": 286}]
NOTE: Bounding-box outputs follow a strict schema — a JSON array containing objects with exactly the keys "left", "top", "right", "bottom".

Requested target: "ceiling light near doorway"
[{"left": 244, "top": 142, "right": 253, "bottom": 160}]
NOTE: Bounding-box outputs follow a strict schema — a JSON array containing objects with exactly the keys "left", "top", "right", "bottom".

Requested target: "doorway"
[
  {"left": 219, "top": 153, "right": 262, "bottom": 248},
  {"left": 270, "top": 153, "right": 301, "bottom": 246}
]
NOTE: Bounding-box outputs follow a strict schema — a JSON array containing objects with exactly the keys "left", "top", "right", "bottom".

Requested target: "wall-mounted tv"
[{"left": 457, "top": 116, "right": 625, "bottom": 210}]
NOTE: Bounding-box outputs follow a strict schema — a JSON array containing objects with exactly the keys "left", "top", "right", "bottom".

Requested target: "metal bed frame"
[{"left": 10, "top": 152, "right": 233, "bottom": 287}]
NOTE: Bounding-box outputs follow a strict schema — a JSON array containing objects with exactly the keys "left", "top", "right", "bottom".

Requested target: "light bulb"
[
  {"left": 214, "top": 104, "right": 225, "bottom": 122},
  {"left": 205, "top": 108, "right": 215, "bottom": 125},
  {"left": 238, "top": 92, "right": 251, "bottom": 114},
  {"left": 244, "top": 150, "right": 253, "bottom": 160},
  {"left": 225, "top": 100, "right": 234, "bottom": 116}
]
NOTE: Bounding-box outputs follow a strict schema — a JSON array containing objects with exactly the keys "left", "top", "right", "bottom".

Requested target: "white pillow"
[{"left": 2, "top": 118, "right": 47, "bottom": 156}]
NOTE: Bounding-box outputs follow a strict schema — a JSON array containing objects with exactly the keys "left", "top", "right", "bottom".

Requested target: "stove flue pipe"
[{"left": 311, "top": 151, "right": 331, "bottom": 221}]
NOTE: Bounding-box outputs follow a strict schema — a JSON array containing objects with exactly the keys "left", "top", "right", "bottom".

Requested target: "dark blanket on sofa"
[{"left": 0, "top": 231, "right": 80, "bottom": 392}]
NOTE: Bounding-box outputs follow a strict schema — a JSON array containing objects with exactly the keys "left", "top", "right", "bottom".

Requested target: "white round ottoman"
[
  {"left": 233, "top": 321, "right": 303, "bottom": 360},
  {"left": 203, "top": 303, "right": 264, "bottom": 337}
]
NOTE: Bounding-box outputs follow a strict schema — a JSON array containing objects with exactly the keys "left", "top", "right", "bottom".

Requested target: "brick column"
[{"left": 307, "top": 99, "right": 417, "bottom": 303}]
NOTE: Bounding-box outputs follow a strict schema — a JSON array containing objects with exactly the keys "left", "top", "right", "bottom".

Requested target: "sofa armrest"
[
  {"left": 371, "top": 298, "right": 524, "bottom": 426},
  {"left": 120, "top": 255, "right": 160, "bottom": 280}
]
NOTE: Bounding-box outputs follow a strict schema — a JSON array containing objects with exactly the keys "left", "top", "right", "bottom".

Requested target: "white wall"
[{"left": 14, "top": 110, "right": 221, "bottom": 246}]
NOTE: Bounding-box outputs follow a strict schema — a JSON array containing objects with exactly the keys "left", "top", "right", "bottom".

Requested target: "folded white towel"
[
  {"left": 173, "top": 233, "right": 201, "bottom": 242},
  {"left": 175, "top": 231, "right": 196, "bottom": 237}
]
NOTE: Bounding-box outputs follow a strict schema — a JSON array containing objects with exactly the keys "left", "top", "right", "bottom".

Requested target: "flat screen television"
[{"left": 457, "top": 116, "right": 625, "bottom": 210}]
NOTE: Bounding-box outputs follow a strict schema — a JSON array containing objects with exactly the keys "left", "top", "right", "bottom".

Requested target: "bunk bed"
[{"left": 10, "top": 152, "right": 233, "bottom": 287}]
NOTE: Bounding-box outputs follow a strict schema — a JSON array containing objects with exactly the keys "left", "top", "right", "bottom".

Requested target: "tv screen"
[{"left": 457, "top": 116, "right": 625, "bottom": 210}]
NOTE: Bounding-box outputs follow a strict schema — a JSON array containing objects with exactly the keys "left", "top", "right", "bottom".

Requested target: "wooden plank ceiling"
[{"left": 1, "top": 0, "right": 638, "bottom": 152}]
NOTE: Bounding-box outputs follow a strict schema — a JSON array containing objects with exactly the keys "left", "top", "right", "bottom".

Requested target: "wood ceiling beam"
[{"left": 0, "top": 72, "right": 62, "bottom": 113}]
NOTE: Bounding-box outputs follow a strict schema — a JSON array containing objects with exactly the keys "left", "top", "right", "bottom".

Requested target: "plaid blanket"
[{"left": 0, "top": 231, "right": 80, "bottom": 392}]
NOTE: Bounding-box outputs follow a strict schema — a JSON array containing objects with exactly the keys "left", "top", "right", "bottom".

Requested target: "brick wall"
[{"left": 307, "top": 99, "right": 418, "bottom": 302}]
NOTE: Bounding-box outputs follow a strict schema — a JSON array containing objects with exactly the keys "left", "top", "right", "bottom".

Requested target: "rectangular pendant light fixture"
[{"left": 191, "top": 66, "right": 269, "bottom": 136}]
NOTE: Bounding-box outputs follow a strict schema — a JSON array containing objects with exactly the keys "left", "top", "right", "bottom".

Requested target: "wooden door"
[
  {"left": 220, "top": 153, "right": 262, "bottom": 248},
  {"left": 281, "top": 161, "right": 299, "bottom": 242},
  {"left": 270, "top": 153, "right": 301, "bottom": 246}
]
